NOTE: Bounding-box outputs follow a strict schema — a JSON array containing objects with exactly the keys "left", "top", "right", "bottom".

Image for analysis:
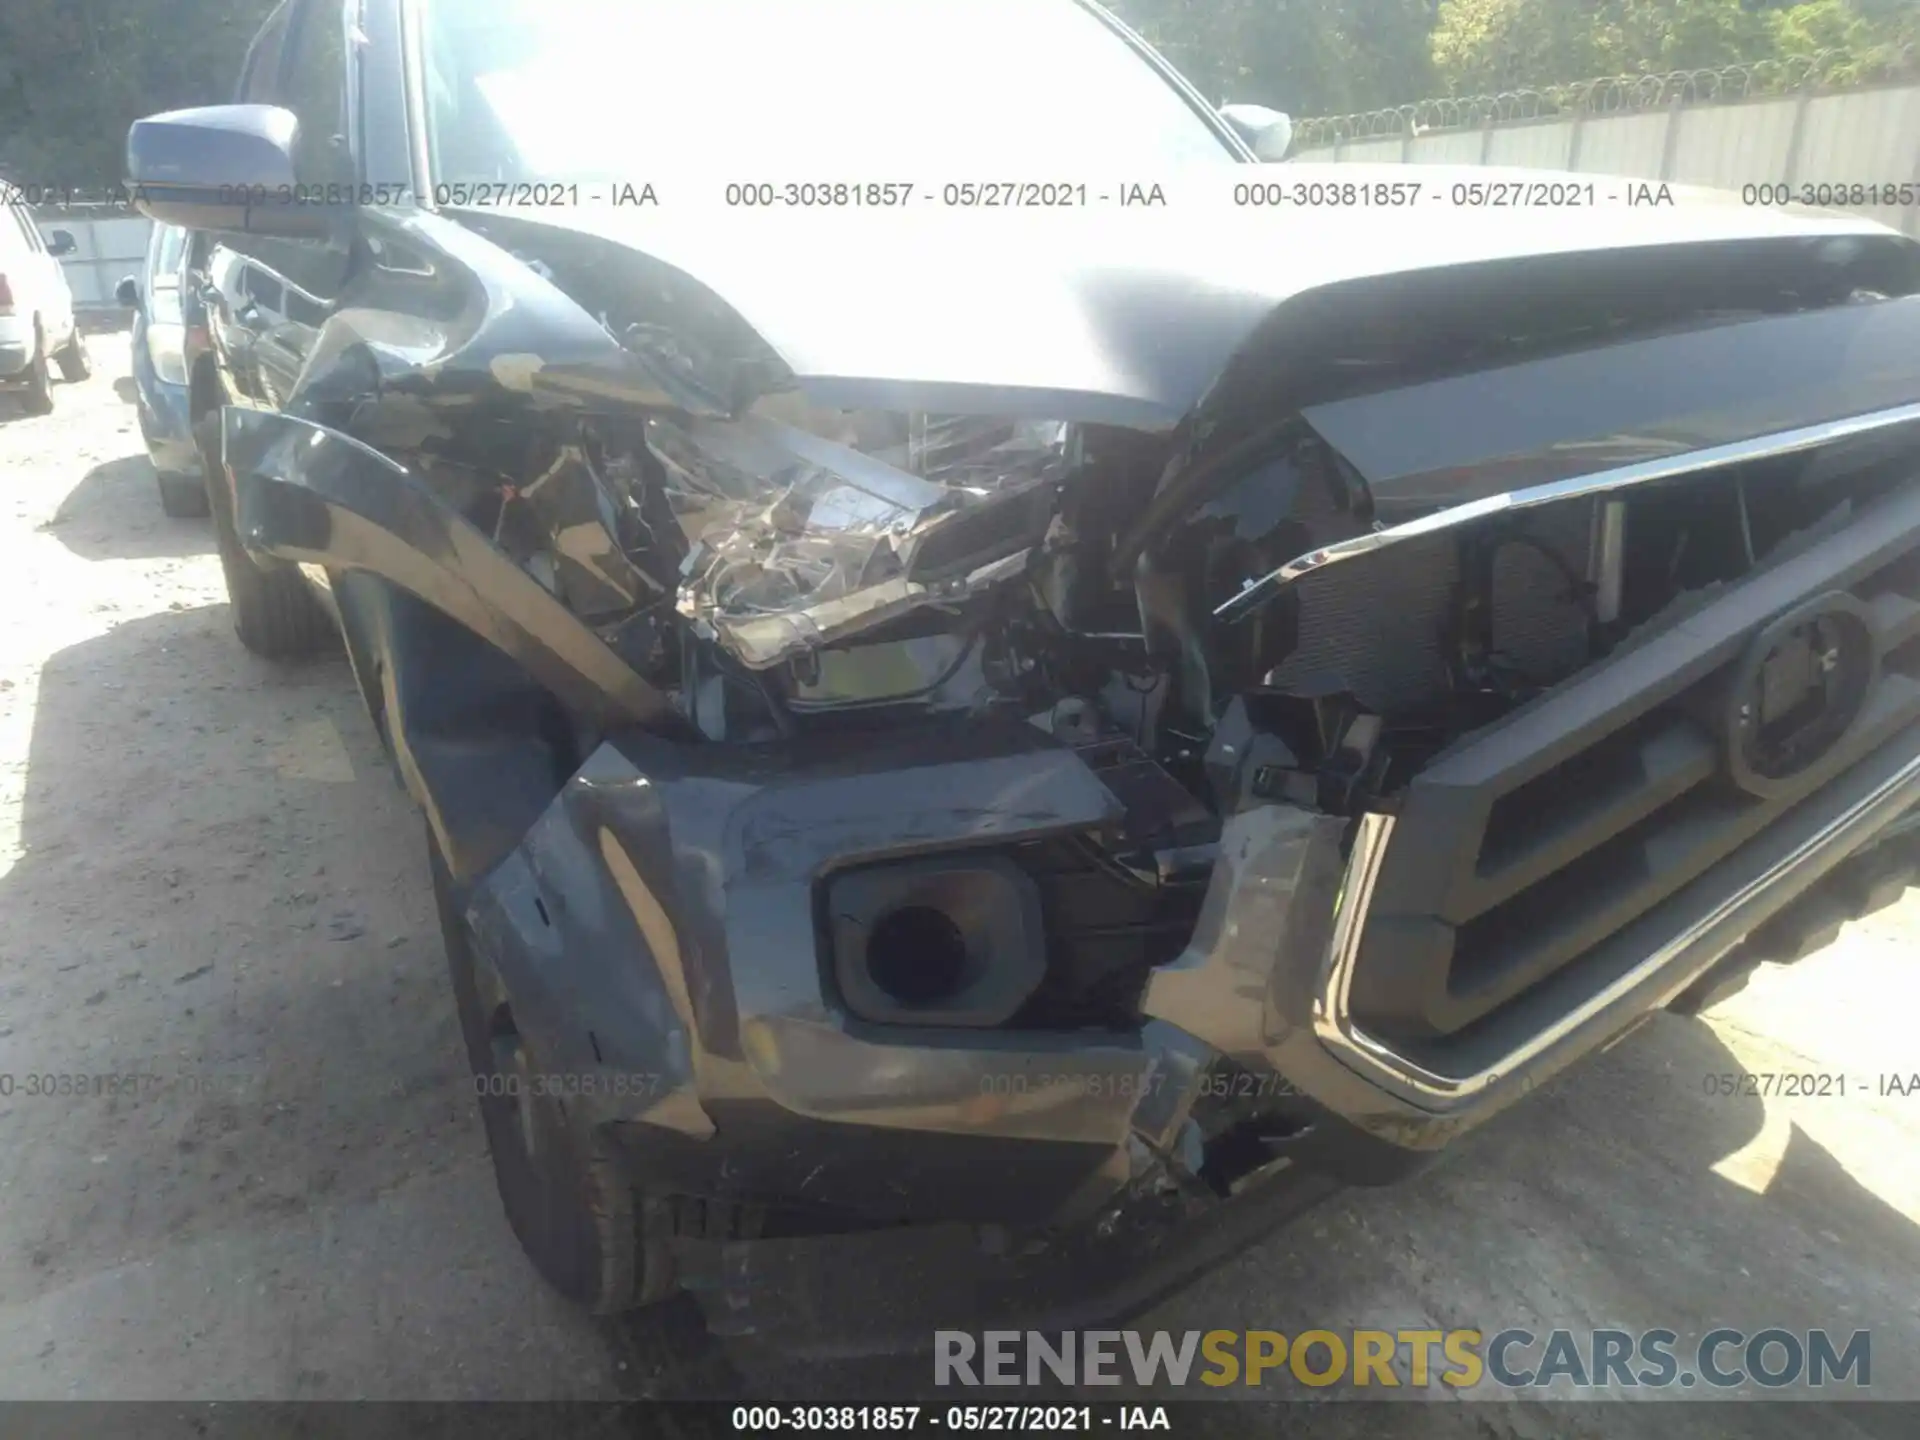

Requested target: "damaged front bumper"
[
  {"left": 453, "top": 721, "right": 1383, "bottom": 1355},
  {"left": 221, "top": 404, "right": 1920, "bottom": 1356},
  {"left": 451, "top": 700, "right": 1920, "bottom": 1357}
]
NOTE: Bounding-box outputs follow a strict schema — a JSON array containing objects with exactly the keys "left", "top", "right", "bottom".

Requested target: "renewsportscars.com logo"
[{"left": 933, "top": 1328, "right": 1872, "bottom": 1390}]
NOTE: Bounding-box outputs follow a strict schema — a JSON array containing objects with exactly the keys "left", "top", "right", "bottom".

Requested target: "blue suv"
[{"left": 117, "top": 222, "right": 208, "bottom": 517}]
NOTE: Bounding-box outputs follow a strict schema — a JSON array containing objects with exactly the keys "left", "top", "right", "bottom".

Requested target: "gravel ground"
[{"left": 0, "top": 335, "right": 1915, "bottom": 1434}]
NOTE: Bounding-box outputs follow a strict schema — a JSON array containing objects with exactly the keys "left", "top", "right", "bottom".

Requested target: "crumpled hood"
[{"left": 463, "top": 163, "right": 1906, "bottom": 430}]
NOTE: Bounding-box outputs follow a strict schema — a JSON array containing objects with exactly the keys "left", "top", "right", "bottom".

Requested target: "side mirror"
[
  {"left": 1219, "top": 103, "right": 1294, "bottom": 162},
  {"left": 116, "top": 276, "right": 142, "bottom": 309},
  {"left": 126, "top": 104, "right": 331, "bottom": 237},
  {"left": 45, "top": 228, "right": 78, "bottom": 258}
]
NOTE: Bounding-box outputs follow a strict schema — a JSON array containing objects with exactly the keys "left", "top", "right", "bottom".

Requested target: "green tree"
[
  {"left": 0, "top": 0, "right": 279, "bottom": 190},
  {"left": 1430, "top": 0, "right": 1918, "bottom": 96},
  {"left": 1430, "top": 0, "right": 1604, "bottom": 93},
  {"left": 1768, "top": 0, "right": 1920, "bottom": 77},
  {"left": 1113, "top": 0, "right": 1441, "bottom": 114}
]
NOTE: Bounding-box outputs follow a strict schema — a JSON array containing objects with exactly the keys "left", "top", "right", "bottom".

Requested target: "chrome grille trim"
[
  {"left": 1219, "top": 399, "right": 1920, "bottom": 625},
  {"left": 1314, "top": 748, "right": 1920, "bottom": 1111}
]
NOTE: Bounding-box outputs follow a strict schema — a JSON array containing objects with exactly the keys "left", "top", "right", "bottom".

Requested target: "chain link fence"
[
  {"left": 1296, "top": 44, "right": 1919, "bottom": 147},
  {"left": 1290, "top": 46, "right": 1920, "bottom": 239}
]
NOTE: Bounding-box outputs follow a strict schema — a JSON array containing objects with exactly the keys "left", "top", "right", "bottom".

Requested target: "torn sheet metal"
[
  {"left": 1142, "top": 801, "right": 1347, "bottom": 1063},
  {"left": 506, "top": 439, "right": 669, "bottom": 620},
  {"left": 222, "top": 406, "right": 681, "bottom": 733}
]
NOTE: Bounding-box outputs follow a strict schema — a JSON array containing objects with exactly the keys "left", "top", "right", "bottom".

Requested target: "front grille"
[{"left": 1346, "top": 481, "right": 1920, "bottom": 1055}]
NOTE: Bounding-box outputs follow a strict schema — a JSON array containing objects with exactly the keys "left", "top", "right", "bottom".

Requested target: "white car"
[{"left": 0, "top": 192, "right": 92, "bottom": 414}]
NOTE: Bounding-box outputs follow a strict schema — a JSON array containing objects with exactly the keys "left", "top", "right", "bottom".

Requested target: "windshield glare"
[{"left": 421, "top": 0, "right": 1237, "bottom": 185}]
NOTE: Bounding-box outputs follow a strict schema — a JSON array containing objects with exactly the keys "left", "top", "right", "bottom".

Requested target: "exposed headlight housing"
[{"left": 647, "top": 402, "right": 1074, "bottom": 669}]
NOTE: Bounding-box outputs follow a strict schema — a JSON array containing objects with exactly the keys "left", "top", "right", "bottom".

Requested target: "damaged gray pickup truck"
[{"left": 127, "top": 0, "right": 1920, "bottom": 1355}]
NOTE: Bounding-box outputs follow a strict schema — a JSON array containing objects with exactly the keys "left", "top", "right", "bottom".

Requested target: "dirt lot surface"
[{"left": 0, "top": 335, "right": 1916, "bottom": 1435}]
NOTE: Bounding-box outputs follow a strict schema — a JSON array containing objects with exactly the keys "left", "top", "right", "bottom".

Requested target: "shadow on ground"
[
  {"left": 44, "top": 453, "right": 216, "bottom": 561},
  {"left": 0, "top": 606, "right": 642, "bottom": 1398}
]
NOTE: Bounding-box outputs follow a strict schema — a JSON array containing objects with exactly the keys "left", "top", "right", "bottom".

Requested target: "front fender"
[{"left": 219, "top": 406, "right": 679, "bottom": 739}]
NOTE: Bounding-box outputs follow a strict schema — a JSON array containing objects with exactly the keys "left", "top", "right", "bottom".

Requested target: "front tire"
[
  {"left": 431, "top": 838, "right": 652, "bottom": 1313},
  {"left": 54, "top": 328, "right": 91, "bottom": 382},
  {"left": 198, "top": 413, "right": 329, "bottom": 657}
]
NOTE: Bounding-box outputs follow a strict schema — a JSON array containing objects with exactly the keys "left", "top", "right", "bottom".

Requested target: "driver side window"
[{"left": 280, "top": 0, "right": 354, "bottom": 189}]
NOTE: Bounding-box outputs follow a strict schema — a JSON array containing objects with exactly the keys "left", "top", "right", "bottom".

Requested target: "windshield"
[{"left": 420, "top": 0, "right": 1239, "bottom": 186}]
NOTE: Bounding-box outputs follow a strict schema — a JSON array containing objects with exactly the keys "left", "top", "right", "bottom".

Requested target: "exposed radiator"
[{"left": 1262, "top": 500, "right": 1595, "bottom": 715}]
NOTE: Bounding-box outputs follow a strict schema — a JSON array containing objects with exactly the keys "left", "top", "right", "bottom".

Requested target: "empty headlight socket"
[{"left": 825, "top": 855, "right": 1047, "bottom": 1027}]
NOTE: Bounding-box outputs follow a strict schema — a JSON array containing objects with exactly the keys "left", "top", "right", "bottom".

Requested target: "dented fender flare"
[{"left": 219, "top": 406, "right": 682, "bottom": 737}]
